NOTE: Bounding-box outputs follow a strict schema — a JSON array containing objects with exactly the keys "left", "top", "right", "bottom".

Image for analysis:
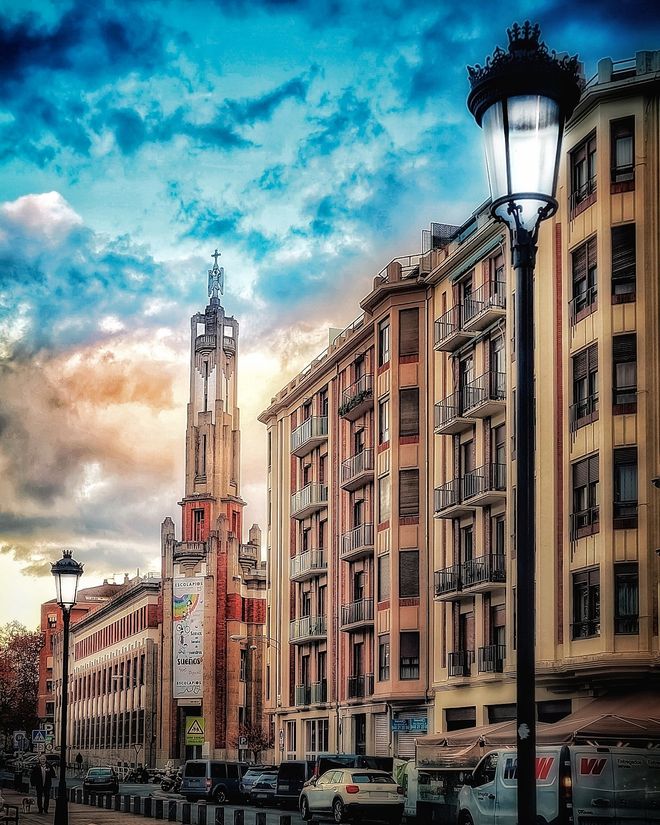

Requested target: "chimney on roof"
[
  {"left": 124, "top": 573, "right": 129, "bottom": 584},
  {"left": 103, "top": 579, "right": 108, "bottom": 585}
]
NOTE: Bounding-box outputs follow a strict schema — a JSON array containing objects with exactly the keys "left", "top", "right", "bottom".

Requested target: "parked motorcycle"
[{"left": 160, "top": 768, "right": 182, "bottom": 794}]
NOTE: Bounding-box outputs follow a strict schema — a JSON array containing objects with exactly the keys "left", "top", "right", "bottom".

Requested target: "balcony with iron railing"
[
  {"left": 462, "top": 464, "right": 506, "bottom": 507},
  {"left": 570, "top": 285, "right": 598, "bottom": 324},
  {"left": 461, "top": 371, "right": 506, "bottom": 419},
  {"left": 478, "top": 644, "right": 505, "bottom": 673},
  {"left": 291, "top": 483, "right": 328, "bottom": 520},
  {"left": 347, "top": 673, "right": 374, "bottom": 699},
  {"left": 569, "top": 176, "right": 597, "bottom": 214},
  {"left": 341, "top": 448, "right": 374, "bottom": 491},
  {"left": 570, "top": 393, "right": 599, "bottom": 431},
  {"left": 462, "top": 280, "right": 506, "bottom": 332},
  {"left": 340, "top": 523, "right": 374, "bottom": 562},
  {"left": 340, "top": 598, "right": 374, "bottom": 630},
  {"left": 290, "top": 416, "right": 328, "bottom": 457},
  {"left": 434, "top": 555, "right": 506, "bottom": 600},
  {"left": 311, "top": 680, "right": 328, "bottom": 704},
  {"left": 290, "top": 549, "right": 327, "bottom": 582},
  {"left": 295, "top": 684, "right": 311, "bottom": 706},
  {"left": 289, "top": 615, "right": 327, "bottom": 644},
  {"left": 433, "top": 305, "right": 475, "bottom": 352},
  {"left": 448, "top": 650, "right": 474, "bottom": 677},
  {"left": 340, "top": 374, "right": 374, "bottom": 421},
  {"left": 434, "top": 480, "right": 475, "bottom": 519},
  {"left": 434, "top": 392, "right": 474, "bottom": 436}
]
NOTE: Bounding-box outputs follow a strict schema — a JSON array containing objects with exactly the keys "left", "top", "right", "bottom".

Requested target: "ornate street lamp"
[
  {"left": 467, "top": 22, "right": 582, "bottom": 825},
  {"left": 51, "top": 550, "right": 84, "bottom": 825}
]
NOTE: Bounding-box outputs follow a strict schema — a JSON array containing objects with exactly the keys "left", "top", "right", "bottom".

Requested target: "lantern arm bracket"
[{"left": 491, "top": 195, "right": 557, "bottom": 269}]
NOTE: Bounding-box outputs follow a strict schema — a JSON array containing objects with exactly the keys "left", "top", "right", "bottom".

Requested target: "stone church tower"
[{"left": 159, "top": 252, "right": 266, "bottom": 763}]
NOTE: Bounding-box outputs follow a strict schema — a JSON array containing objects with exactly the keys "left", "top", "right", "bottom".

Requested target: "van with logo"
[
  {"left": 180, "top": 760, "right": 248, "bottom": 804},
  {"left": 458, "top": 745, "right": 660, "bottom": 825}
]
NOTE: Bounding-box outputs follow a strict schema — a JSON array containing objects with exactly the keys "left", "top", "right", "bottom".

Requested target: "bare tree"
[
  {"left": 0, "top": 622, "right": 43, "bottom": 745},
  {"left": 230, "top": 724, "right": 274, "bottom": 763}
]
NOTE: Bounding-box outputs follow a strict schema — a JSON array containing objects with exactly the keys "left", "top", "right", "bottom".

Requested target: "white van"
[{"left": 458, "top": 745, "right": 660, "bottom": 824}]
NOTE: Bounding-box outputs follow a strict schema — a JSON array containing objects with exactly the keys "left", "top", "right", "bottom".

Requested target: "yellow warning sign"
[{"left": 185, "top": 716, "right": 205, "bottom": 745}]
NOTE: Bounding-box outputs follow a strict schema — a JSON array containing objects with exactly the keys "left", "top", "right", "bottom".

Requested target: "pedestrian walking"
[
  {"left": 75, "top": 752, "right": 83, "bottom": 776},
  {"left": 30, "top": 755, "right": 56, "bottom": 814}
]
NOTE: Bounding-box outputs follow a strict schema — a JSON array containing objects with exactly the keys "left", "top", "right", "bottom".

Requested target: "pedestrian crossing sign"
[
  {"left": 185, "top": 717, "right": 205, "bottom": 745},
  {"left": 32, "top": 730, "right": 47, "bottom": 744}
]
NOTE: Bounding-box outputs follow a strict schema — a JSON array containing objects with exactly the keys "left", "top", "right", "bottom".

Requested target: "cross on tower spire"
[{"left": 208, "top": 249, "right": 224, "bottom": 300}]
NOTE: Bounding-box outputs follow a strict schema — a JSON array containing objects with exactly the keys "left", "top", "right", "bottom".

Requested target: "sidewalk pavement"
[{"left": 1, "top": 789, "right": 138, "bottom": 825}]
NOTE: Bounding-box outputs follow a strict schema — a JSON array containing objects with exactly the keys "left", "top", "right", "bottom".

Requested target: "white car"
[{"left": 300, "top": 768, "right": 404, "bottom": 824}]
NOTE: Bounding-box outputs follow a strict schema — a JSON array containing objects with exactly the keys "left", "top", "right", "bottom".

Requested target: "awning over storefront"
[{"left": 416, "top": 691, "right": 660, "bottom": 769}]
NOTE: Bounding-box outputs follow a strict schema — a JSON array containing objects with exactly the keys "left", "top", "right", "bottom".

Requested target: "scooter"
[{"left": 160, "top": 768, "right": 182, "bottom": 794}]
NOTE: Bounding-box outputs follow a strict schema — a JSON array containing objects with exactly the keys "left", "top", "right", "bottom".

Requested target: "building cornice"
[{"left": 70, "top": 579, "right": 161, "bottom": 636}]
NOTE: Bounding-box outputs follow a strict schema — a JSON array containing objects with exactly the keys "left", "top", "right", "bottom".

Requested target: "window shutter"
[
  {"left": 572, "top": 243, "right": 587, "bottom": 283},
  {"left": 613, "top": 334, "right": 636, "bottom": 362},
  {"left": 399, "top": 469, "right": 419, "bottom": 517},
  {"left": 612, "top": 224, "right": 636, "bottom": 281},
  {"left": 587, "top": 343, "right": 598, "bottom": 371},
  {"left": 400, "top": 631, "right": 419, "bottom": 658},
  {"left": 399, "top": 550, "right": 419, "bottom": 598},
  {"left": 573, "top": 457, "right": 588, "bottom": 487},
  {"left": 399, "top": 308, "right": 419, "bottom": 357},
  {"left": 573, "top": 350, "right": 588, "bottom": 381},
  {"left": 588, "top": 454, "right": 599, "bottom": 483},
  {"left": 586, "top": 237, "right": 597, "bottom": 269},
  {"left": 614, "top": 446, "right": 637, "bottom": 466},
  {"left": 399, "top": 388, "right": 419, "bottom": 436},
  {"left": 378, "top": 554, "right": 390, "bottom": 601}
]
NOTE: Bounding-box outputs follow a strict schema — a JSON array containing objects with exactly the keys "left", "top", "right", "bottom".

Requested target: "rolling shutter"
[
  {"left": 399, "top": 388, "right": 419, "bottom": 437},
  {"left": 374, "top": 713, "right": 390, "bottom": 756},
  {"left": 612, "top": 224, "right": 636, "bottom": 281},
  {"left": 399, "top": 309, "right": 419, "bottom": 357},
  {"left": 399, "top": 469, "right": 419, "bottom": 517}
]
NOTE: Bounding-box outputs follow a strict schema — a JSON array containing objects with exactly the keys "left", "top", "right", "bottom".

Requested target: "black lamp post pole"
[
  {"left": 55, "top": 608, "right": 71, "bottom": 825},
  {"left": 512, "top": 223, "right": 538, "bottom": 825}
]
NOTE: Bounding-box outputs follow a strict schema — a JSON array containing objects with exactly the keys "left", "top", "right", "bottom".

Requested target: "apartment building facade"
[
  {"left": 263, "top": 49, "right": 660, "bottom": 753},
  {"left": 51, "top": 575, "right": 160, "bottom": 766}
]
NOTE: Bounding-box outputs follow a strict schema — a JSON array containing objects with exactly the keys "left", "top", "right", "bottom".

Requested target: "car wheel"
[
  {"left": 214, "top": 788, "right": 227, "bottom": 804},
  {"left": 300, "top": 796, "right": 312, "bottom": 822},
  {"left": 459, "top": 814, "right": 474, "bottom": 825},
  {"left": 332, "top": 798, "right": 346, "bottom": 823}
]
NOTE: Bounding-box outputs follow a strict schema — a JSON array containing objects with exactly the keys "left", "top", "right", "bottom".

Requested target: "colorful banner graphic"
[{"left": 173, "top": 577, "right": 204, "bottom": 699}]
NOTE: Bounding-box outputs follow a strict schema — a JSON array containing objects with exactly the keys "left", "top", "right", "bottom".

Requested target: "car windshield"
[
  {"left": 350, "top": 772, "right": 395, "bottom": 784},
  {"left": 88, "top": 769, "right": 112, "bottom": 777}
]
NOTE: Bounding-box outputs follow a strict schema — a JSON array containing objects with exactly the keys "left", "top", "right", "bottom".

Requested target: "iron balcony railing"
[
  {"left": 434, "top": 305, "right": 462, "bottom": 346},
  {"left": 290, "top": 415, "right": 328, "bottom": 453},
  {"left": 295, "top": 684, "right": 311, "bottom": 706},
  {"left": 340, "top": 374, "right": 374, "bottom": 415},
  {"left": 478, "top": 644, "right": 506, "bottom": 673},
  {"left": 341, "top": 523, "right": 374, "bottom": 559},
  {"left": 463, "top": 464, "right": 507, "bottom": 500},
  {"left": 570, "top": 506, "right": 600, "bottom": 538},
  {"left": 310, "top": 680, "right": 328, "bottom": 704},
  {"left": 289, "top": 615, "right": 327, "bottom": 642},
  {"left": 290, "top": 549, "right": 327, "bottom": 580},
  {"left": 570, "top": 285, "right": 598, "bottom": 322},
  {"left": 434, "top": 480, "right": 462, "bottom": 513},
  {"left": 462, "top": 280, "right": 506, "bottom": 325},
  {"left": 341, "top": 598, "right": 374, "bottom": 627},
  {"left": 463, "top": 554, "right": 506, "bottom": 588},
  {"left": 569, "top": 176, "right": 597, "bottom": 212},
  {"left": 291, "top": 483, "right": 328, "bottom": 517},
  {"left": 434, "top": 564, "right": 461, "bottom": 596},
  {"left": 462, "top": 371, "right": 506, "bottom": 413},
  {"left": 448, "top": 650, "right": 474, "bottom": 677},
  {"left": 570, "top": 393, "right": 599, "bottom": 429},
  {"left": 347, "top": 673, "right": 374, "bottom": 699},
  {"left": 341, "top": 448, "right": 374, "bottom": 484}
]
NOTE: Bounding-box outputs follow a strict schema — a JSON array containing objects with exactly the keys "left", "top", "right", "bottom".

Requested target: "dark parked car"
[
  {"left": 83, "top": 767, "right": 119, "bottom": 796},
  {"left": 180, "top": 759, "right": 248, "bottom": 803},
  {"left": 276, "top": 760, "right": 315, "bottom": 807},
  {"left": 248, "top": 770, "right": 278, "bottom": 807},
  {"left": 239, "top": 766, "right": 274, "bottom": 800}
]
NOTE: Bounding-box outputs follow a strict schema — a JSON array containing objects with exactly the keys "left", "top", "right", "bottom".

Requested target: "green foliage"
[{"left": 338, "top": 388, "right": 372, "bottom": 417}]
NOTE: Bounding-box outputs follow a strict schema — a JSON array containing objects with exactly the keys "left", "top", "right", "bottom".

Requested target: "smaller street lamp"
[
  {"left": 51, "top": 550, "right": 84, "bottom": 825},
  {"left": 467, "top": 22, "right": 582, "bottom": 825}
]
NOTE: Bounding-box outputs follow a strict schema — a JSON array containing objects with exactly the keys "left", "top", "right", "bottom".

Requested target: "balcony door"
[{"left": 459, "top": 611, "right": 474, "bottom": 659}]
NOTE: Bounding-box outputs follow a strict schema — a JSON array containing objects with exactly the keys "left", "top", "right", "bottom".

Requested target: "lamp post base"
[{"left": 54, "top": 789, "right": 68, "bottom": 825}]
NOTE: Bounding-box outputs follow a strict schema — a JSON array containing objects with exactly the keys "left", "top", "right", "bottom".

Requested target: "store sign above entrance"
[
  {"left": 391, "top": 718, "right": 428, "bottom": 732},
  {"left": 185, "top": 717, "right": 205, "bottom": 746}
]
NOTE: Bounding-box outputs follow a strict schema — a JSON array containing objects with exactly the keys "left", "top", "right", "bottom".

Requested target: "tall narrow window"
[
  {"left": 572, "top": 568, "right": 600, "bottom": 639},
  {"left": 571, "top": 343, "right": 598, "bottom": 428},
  {"left": 571, "top": 236, "right": 598, "bottom": 321},
  {"left": 378, "top": 320, "right": 390, "bottom": 367},
  {"left": 613, "top": 334, "right": 637, "bottom": 411},
  {"left": 399, "top": 469, "right": 419, "bottom": 518},
  {"left": 377, "top": 554, "right": 390, "bottom": 602},
  {"left": 193, "top": 508, "right": 205, "bottom": 541},
  {"left": 399, "top": 388, "right": 419, "bottom": 437},
  {"left": 319, "top": 388, "right": 328, "bottom": 417},
  {"left": 399, "top": 308, "right": 419, "bottom": 358},
  {"left": 378, "top": 635, "right": 390, "bottom": 681},
  {"left": 611, "top": 117, "right": 634, "bottom": 184},
  {"left": 614, "top": 563, "right": 639, "bottom": 634},
  {"left": 378, "top": 475, "right": 391, "bottom": 523},
  {"left": 611, "top": 224, "right": 636, "bottom": 301},
  {"left": 613, "top": 447, "right": 638, "bottom": 528},
  {"left": 571, "top": 454, "right": 599, "bottom": 538},
  {"left": 570, "top": 131, "right": 597, "bottom": 210},
  {"left": 400, "top": 631, "right": 420, "bottom": 680},
  {"left": 399, "top": 550, "right": 419, "bottom": 598},
  {"left": 378, "top": 398, "right": 390, "bottom": 444}
]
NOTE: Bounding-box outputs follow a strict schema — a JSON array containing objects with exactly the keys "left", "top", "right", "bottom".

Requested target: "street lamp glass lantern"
[
  {"left": 467, "top": 21, "right": 583, "bottom": 233},
  {"left": 51, "top": 549, "right": 84, "bottom": 611}
]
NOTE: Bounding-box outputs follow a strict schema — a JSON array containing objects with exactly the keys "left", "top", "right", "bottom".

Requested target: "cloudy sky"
[{"left": 0, "top": 0, "right": 657, "bottom": 628}]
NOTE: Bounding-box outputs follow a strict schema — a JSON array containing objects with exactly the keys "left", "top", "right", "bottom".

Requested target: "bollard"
[
  {"left": 279, "top": 814, "right": 291, "bottom": 825},
  {"left": 114, "top": 794, "right": 122, "bottom": 811},
  {"left": 182, "top": 802, "right": 191, "bottom": 824},
  {"left": 214, "top": 807, "right": 224, "bottom": 825},
  {"left": 106, "top": 794, "right": 113, "bottom": 809},
  {"left": 143, "top": 796, "right": 153, "bottom": 817},
  {"left": 89, "top": 793, "right": 96, "bottom": 806},
  {"left": 97, "top": 793, "right": 105, "bottom": 808},
  {"left": 122, "top": 794, "right": 132, "bottom": 812},
  {"left": 76, "top": 788, "right": 83, "bottom": 804},
  {"left": 197, "top": 803, "right": 207, "bottom": 825},
  {"left": 233, "top": 811, "right": 244, "bottom": 825},
  {"left": 256, "top": 812, "right": 267, "bottom": 825},
  {"left": 155, "top": 799, "right": 164, "bottom": 819},
  {"left": 133, "top": 795, "right": 143, "bottom": 815},
  {"left": 168, "top": 800, "right": 178, "bottom": 821}
]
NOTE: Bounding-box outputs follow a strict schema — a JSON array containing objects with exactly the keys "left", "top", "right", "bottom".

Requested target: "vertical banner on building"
[{"left": 173, "top": 577, "right": 204, "bottom": 699}]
